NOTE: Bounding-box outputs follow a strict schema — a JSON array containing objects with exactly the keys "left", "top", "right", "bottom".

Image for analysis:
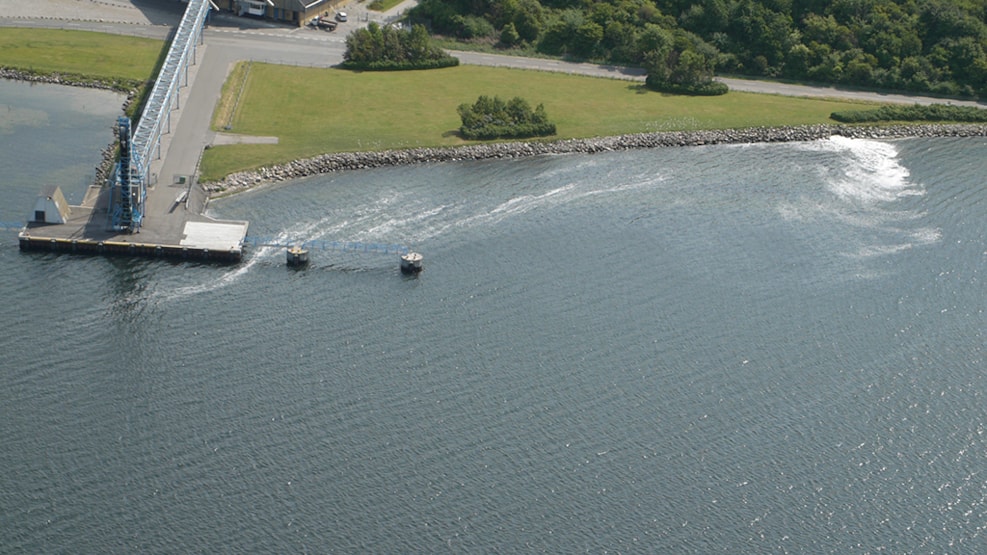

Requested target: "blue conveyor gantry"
[{"left": 110, "top": 0, "right": 211, "bottom": 232}]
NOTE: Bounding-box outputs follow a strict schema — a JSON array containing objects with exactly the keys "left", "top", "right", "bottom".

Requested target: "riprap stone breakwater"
[
  {"left": 208, "top": 123, "right": 987, "bottom": 196},
  {"left": 0, "top": 67, "right": 138, "bottom": 94}
]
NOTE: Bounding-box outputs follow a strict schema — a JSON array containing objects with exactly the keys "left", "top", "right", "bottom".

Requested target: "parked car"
[
  {"left": 307, "top": 15, "right": 337, "bottom": 30},
  {"left": 335, "top": 11, "right": 347, "bottom": 22}
]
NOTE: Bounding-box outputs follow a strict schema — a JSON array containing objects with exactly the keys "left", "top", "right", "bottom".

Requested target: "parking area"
[{"left": 0, "top": 0, "right": 183, "bottom": 25}]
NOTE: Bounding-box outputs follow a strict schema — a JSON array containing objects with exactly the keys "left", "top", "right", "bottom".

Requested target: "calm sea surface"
[{"left": 1, "top": 80, "right": 985, "bottom": 553}]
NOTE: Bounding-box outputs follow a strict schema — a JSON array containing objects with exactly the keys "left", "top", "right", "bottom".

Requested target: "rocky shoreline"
[
  {"left": 206, "top": 123, "right": 987, "bottom": 197},
  {"left": 2, "top": 67, "right": 124, "bottom": 90},
  {"left": 6, "top": 68, "right": 987, "bottom": 197}
]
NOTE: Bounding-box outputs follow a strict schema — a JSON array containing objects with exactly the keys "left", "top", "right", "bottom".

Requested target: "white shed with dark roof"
[{"left": 31, "top": 186, "right": 71, "bottom": 225}]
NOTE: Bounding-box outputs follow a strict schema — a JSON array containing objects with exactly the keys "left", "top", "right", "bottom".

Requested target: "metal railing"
[
  {"left": 244, "top": 237, "right": 410, "bottom": 255},
  {"left": 131, "top": 0, "right": 211, "bottom": 182}
]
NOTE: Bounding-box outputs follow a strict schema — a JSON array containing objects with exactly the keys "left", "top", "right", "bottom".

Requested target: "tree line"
[{"left": 409, "top": 0, "right": 987, "bottom": 98}]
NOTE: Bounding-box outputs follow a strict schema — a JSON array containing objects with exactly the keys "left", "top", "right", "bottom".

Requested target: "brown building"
[{"left": 211, "top": 0, "right": 338, "bottom": 26}]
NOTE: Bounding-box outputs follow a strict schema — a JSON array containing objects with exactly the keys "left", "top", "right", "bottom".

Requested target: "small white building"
[{"left": 31, "top": 186, "right": 71, "bottom": 224}]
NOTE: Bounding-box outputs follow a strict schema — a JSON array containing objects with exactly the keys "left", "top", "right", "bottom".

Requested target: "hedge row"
[
  {"left": 338, "top": 57, "right": 460, "bottom": 71},
  {"left": 831, "top": 104, "right": 987, "bottom": 123},
  {"left": 644, "top": 76, "right": 729, "bottom": 96},
  {"left": 460, "top": 122, "right": 558, "bottom": 140}
]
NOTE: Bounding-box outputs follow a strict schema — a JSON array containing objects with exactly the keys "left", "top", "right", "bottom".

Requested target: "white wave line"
[{"left": 152, "top": 227, "right": 293, "bottom": 301}]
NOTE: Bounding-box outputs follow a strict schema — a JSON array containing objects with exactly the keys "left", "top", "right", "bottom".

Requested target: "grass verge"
[
  {"left": 0, "top": 28, "right": 165, "bottom": 118},
  {"left": 200, "top": 62, "right": 880, "bottom": 182},
  {"left": 0, "top": 28, "right": 162, "bottom": 83},
  {"left": 368, "top": 0, "right": 405, "bottom": 12}
]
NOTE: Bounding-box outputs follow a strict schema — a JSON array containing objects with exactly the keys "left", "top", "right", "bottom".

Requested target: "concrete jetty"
[
  {"left": 18, "top": 179, "right": 247, "bottom": 261},
  {"left": 18, "top": 0, "right": 248, "bottom": 262}
]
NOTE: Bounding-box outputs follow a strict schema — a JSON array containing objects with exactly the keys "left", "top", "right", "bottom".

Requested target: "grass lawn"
[
  {"left": 0, "top": 28, "right": 886, "bottom": 183},
  {"left": 0, "top": 28, "right": 162, "bottom": 84},
  {"left": 368, "top": 0, "right": 405, "bottom": 12},
  {"left": 201, "top": 62, "right": 879, "bottom": 181}
]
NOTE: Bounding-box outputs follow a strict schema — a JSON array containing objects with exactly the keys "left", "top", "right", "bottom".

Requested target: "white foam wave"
[
  {"left": 910, "top": 227, "right": 942, "bottom": 245},
  {"left": 852, "top": 225, "right": 941, "bottom": 258},
  {"left": 350, "top": 203, "right": 452, "bottom": 242},
  {"left": 823, "top": 136, "right": 921, "bottom": 204},
  {"left": 406, "top": 183, "right": 581, "bottom": 242},
  {"left": 777, "top": 138, "right": 942, "bottom": 275},
  {"left": 489, "top": 183, "right": 576, "bottom": 216},
  {"left": 852, "top": 242, "right": 914, "bottom": 259},
  {"left": 407, "top": 172, "right": 665, "bottom": 243},
  {"left": 151, "top": 227, "right": 298, "bottom": 301},
  {"left": 152, "top": 258, "right": 255, "bottom": 301}
]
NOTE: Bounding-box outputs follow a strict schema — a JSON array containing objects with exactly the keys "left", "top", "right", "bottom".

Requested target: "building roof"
[{"left": 273, "top": 0, "right": 331, "bottom": 10}]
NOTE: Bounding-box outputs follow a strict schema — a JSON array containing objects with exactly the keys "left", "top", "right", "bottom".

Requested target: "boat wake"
[
  {"left": 783, "top": 136, "right": 941, "bottom": 270},
  {"left": 821, "top": 136, "right": 921, "bottom": 204},
  {"left": 150, "top": 228, "right": 297, "bottom": 301}
]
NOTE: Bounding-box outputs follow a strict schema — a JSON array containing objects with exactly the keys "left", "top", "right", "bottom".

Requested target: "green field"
[
  {"left": 368, "top": 0, "right": 405, "bottom": 12},
  {"left": 0, "top": 28, "right": 162, "bottom": 84},
  {"left": 0, "top": 27, "right": 884, "bottom": 182},
  {"left": 201, "top": 62, "right": 879, "bottom": 181}
]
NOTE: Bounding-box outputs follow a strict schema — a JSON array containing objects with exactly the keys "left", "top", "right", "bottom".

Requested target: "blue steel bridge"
[{"left": 108, "top": 0, "right": 210, "bottom": 233}]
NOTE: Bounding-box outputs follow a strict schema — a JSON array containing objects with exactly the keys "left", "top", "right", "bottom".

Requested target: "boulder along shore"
[
  {"left": 206, "top": 123, "right": 987, "bottom": 197},
  {"left": 6, "top": 68, "right": 984, "bottom": 197}
]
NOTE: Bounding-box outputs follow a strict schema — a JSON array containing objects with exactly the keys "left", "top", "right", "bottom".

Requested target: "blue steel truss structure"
[
  {"left": 109, "top": 116, "right": 143, "bottom": 231},
  {"left": 108, "top": 0, "right": 210, "bottom": 232}
]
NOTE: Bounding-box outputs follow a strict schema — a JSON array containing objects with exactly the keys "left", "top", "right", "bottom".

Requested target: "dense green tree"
[
  {"left": 679, "top": 0, "right": 730, "bottom": 35},
  {"left": 452, "top": 14, "right": 496, "bottom": 38},
  {"left": 802, "top": 14, "right": 856, "bottom": 50},
  {"left": 785, "top": 43, "right": 811, "bottom": 77},
  {"left": 729, "top": 0, "right": 794, "bottom": 70},
  {"left": 411, "top": 0, "right": 987, "bottom": 98},
  {"left": 603, "top": 20, "right": 638, "bottom": 62},
  {"left": 500, "top": 21, "right": 521, "bottom": 45},
  {"left": 457, "top": 95, "right": 556, "bottom": 139},
  {"left": 343, "top": 23, "right": 459, "bottom": 69},
  {"left": 643, "top": 30, "right": 725, "bottom": 94},
  {"left": 491, "top": 0, "right": 544, "bottom": 41},
  {"left": 573, "top": 21, "right": 605, "bottom": 57}
]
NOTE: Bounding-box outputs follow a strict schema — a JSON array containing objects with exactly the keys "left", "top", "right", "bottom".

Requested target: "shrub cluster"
[
  {"left": 831, "top": 104, "right": 987, "bottom": 123},
  {"left": 458, "top": 95, "right": 557, "bottom": 140},
  {"left": 342, "top": 58, "right": 459, "bottom": 71},
  {"left": 645, "top": 76, "right": 729, "bottom": 96},
  {"left": 341, "top": 23, "right": 458, "bottom": 71}
]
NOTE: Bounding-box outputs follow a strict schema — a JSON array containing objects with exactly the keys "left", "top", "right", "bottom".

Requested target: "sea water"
[{"left": 1, "top": 80, "right": 985, "bottom": 553}]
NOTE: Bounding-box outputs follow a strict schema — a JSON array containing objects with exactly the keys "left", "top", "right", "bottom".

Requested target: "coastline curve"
[{"left": 205, "top": 123, "right": 987, "bottom": 197}]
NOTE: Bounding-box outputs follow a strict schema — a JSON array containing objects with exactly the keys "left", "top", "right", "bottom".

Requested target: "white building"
[{"left": 31, "top": 186, "right": 72, "bottom": 224}]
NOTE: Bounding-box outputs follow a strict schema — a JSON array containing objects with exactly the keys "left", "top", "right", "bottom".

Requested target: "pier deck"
[
  {"left": 18, "top": 0, "right": 248, "bottom": 262},
  {"left": 19, "top": 179, "right": 247, "bottom": 261}
]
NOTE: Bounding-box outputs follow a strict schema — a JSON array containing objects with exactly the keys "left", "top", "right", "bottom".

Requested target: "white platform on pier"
[{"left": 181, "top": 221, "right": 248, "bottom": 251}]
